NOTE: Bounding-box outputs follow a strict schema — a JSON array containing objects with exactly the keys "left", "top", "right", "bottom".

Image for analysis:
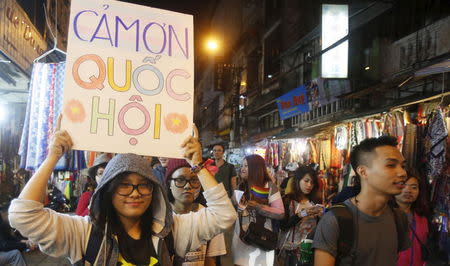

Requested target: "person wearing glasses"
[
  {"left": 166, "top": 159, "right": 226, "bottom": 265},
  {"left": 8, "top": 117, "right": 237, "bottom": 265}
]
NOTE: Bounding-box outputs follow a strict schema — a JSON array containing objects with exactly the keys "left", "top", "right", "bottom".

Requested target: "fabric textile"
[
  {"left": 397, "top": 212, "right": 429, "bottom": 266},
  {"left": 153, "top": 165, "right": 167, "bottom": 185},
  {"left": 175, "top": 204, "right": 227, "bottom": 266},
  {"left": 425, "top": 109, "right": 447, "bottom": 180},
  {"left": 75, "top": 191, "right": 92, "bottom": 217},
  {"left": 0, "top": 250, "right": 26, "bottom": 266},
  {"left": 19, "top": 62, "right": 85, "bottom": 171},
  {"left": 165, "top": 159, "right": 191, "bottom": 180}
]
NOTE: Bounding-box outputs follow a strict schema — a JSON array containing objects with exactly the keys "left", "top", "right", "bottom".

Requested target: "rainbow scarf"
[{"left": 250, "top": 185, "right": 270, "bottom": 199}]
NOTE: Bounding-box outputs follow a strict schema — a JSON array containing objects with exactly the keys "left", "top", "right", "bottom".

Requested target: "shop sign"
[
  {"left": 61, "top": 0, "right": 194, "bottom": 158},
  {"left": 307, "top": 78, "right": 351, "bottom": 109},
  {"left": 276, "top": 85, "right": 309, "bottom": 120},
  {"left": 382, "top": 16, "right": 450, "bottom": 77},
  {"left": 0, "top": 0, "right": 47, "bottom": 71}
]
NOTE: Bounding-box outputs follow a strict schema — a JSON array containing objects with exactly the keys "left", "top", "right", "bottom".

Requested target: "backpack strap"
[
  {"left": 157, "top": 230, "right": 184, "bottom": 265},
  {"left": 84, "top": 228, "right": 103, "bottom": 264},
  {"left": 164, "top": 230, "right": 176, "bottom": 258},
  {"left": 329, "top": 204, "right": 355, "bottom": 264}
]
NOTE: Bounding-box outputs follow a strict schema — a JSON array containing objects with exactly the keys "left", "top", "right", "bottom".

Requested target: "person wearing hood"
[
  {"left": 76, "top": 154, "right": 111, "bottom": 216},
  {"left": 8, "top": 117, "right": 237, "bottom": 265}
]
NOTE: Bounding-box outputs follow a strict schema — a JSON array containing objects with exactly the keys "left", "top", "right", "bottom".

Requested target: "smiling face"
[
  {"left": 170, "top": 167, "right": 201, "bottom": 204},
  {"left": 358, "top": 146, "right": 407, "bottom": 196},
  {"left": 299, "top": 174, "right": 314, "bottom": 195},
  {"left": 240, "top": 159, "right": 248, "bottom": 179},
  {"left": 395, "top": 177, "right": 419, "bottom": 205},
  {"left": 111, "top": 173, "right": 152, "bottom": 221}
]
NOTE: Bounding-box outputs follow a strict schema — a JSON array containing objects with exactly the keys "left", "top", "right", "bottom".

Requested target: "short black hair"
[
  {"left": 350, "top": 136, "right": 398, "bottom": 172},
  {"left": 212, "top": 143, "right": 225, "bottom": 151}
]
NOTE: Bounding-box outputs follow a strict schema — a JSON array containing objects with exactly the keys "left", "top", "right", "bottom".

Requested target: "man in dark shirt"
[{"left": 212, "top": 144, "right": 237, "bottom": 197}]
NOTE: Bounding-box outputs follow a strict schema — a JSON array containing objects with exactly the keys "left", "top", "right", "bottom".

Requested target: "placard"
[{"left": 61, "top": 0, "right": 194, "bottom": 158}]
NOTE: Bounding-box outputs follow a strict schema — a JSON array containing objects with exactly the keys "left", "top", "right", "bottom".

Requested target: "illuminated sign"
[{"left": 321, "top": 4, "right": 348, "bottom": 78}]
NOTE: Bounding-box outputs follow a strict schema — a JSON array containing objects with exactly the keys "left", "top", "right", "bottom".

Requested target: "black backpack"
[
  {"left": 329, "top": 204, "right": 408, "bottom": 265},
  {"left": 83, "top": 228, "right": 176, "bottom": 265}
]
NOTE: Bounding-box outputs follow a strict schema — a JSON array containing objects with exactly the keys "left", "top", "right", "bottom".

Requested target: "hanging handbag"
[{"left": 239, "top": 210, "right": 278, "bottom": 251}]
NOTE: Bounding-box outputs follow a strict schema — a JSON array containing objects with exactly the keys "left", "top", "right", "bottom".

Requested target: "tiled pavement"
[{"left": 23, "top": 250, "right": 71, "bottom": 266}]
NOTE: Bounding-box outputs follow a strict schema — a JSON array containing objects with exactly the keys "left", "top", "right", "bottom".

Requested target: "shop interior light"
[
  {"left": 365, "top": 66, "right": 370, "bottom": 70},
  {"left": 0, "top": 104, "right": 7, "bottom": 122}
]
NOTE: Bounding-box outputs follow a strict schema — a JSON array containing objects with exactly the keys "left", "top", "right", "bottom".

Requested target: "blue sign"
[{"left": 276, "top": 85, "right": 309, "bottom": 120}]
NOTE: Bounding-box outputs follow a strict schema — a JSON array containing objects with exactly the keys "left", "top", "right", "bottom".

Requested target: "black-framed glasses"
[
  {"left": 116, "top": 183, "right": 153, "bottom": 196},
  {"left": 171, "top": 178, "right": 201, "bottom": 188}
]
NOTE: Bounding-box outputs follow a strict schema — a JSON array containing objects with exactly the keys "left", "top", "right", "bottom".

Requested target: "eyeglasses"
[
  {"left": 171, "top": 178, "right": 201, "bottom": 188},
  {"left": 116, "top": 183, "right": 153, "bottom": 196}
]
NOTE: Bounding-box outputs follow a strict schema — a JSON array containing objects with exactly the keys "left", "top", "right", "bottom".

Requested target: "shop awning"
[{"left": 415, "top": 58, "right": 450, "bottom": 77}]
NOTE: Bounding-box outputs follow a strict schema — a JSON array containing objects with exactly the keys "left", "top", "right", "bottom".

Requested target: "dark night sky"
[
  {"left": 118, "top": 0, "right": 217, "bottom": 50},
  {"left": 18, "top": 0, "right": 216, "bottom": 51}
]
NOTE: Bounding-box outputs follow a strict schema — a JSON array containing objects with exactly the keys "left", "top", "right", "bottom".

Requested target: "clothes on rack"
[
  {"left": 425, "top": 109, "right": 447, "bottom": 180},
  {"left": 18, "top": 62, "right": 86, "bottom": 172}
]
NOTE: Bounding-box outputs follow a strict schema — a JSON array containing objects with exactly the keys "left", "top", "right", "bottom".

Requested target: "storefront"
[{"left": 235, "top": 96, "right": 449, "bottom": 261}]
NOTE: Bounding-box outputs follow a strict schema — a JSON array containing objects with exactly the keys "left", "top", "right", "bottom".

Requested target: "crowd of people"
[{"left": 2, "top": 117, "right": 441, "bottom": 266}]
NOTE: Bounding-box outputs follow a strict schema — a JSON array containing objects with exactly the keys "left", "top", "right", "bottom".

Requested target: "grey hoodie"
[
  {"left": 9, "top": 153, "right": 237, "bottom": 265},
  {"left": 91, "top": 153, "right": 173, "bottom": 238}
]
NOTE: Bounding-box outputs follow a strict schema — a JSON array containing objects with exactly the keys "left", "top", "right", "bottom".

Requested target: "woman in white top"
[
  {"left": 232, "top": 154, "right": 285, "bottom": 266},
  {"left": 166, "top": 158, "right": 226, "bottom": 266}
]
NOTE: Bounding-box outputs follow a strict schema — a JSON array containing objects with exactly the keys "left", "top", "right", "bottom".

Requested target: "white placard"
[{"left": 61, "top": 0, "right": 194, "bottom": 158}]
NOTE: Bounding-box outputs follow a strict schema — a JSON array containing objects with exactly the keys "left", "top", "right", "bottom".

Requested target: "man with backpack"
[{"left": 313, "top": 136, "right": 411, "bottom": 266}]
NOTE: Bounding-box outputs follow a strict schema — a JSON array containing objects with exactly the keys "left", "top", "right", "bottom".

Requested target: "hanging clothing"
[
  {"left": 425, "top": 109, "right": 447, "bottom": 180},
  {"left": 355, "top": 120, "right": 365, "bottom": 144},
  {"left": 18, "top": 62, "right": 85, "bottom": 171},
  {"left": 334, "top": 126, "right": 348, "bottom": 151},
  {"left": 319, "top": 139, "right": 331, "bottom": 171},
  {"left": 403, "top": 124, "right": 418, "bottom": 171}
]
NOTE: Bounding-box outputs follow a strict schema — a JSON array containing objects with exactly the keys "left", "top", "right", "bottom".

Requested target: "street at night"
[{"left": 0, "top": 0, "right": 449, "bottom": 265}]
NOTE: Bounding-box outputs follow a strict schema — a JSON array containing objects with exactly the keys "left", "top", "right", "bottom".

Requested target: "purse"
[
  {"left": 409, "top": 225, "right": 431, "bottom": 261},
  {"left": 239, "top": 211, "right": 278, "bottom": 251}
]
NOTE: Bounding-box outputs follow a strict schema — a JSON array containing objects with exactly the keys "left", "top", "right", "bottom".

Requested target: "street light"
[
  {"left": 203, "top": 36, "right": 243, "bottom": 147},
  {"left": 205, "top": 38, "right": 219, "bottom": 53}
]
